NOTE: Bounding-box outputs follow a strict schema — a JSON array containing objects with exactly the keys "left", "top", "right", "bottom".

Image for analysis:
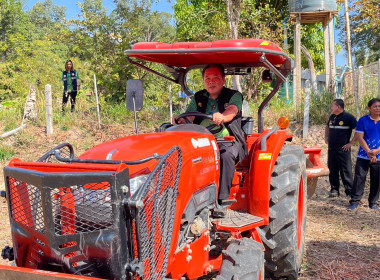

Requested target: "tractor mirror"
[
  {"left": 126, "top": 79, "right": 144, "bottom": 111},
  {"left": 262, "top": 69, "right": 272, "bottom": 83}
]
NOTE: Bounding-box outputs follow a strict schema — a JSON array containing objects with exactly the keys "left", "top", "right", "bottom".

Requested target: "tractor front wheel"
[
  {"left": 216, "top": 238, "right": 264, "bottom": 280},
  {"left": 258, "top": 145, "right": 307, "bottom": 280}
]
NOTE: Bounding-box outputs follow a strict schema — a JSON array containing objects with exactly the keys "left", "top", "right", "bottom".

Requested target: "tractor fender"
[{"left": 247, "top": 128, "right": 291, "bottom": 223}]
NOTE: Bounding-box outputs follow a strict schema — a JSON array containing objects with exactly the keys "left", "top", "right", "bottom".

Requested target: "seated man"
[{"left": 175, "top": 63, "right": 248, "bottom": 217}]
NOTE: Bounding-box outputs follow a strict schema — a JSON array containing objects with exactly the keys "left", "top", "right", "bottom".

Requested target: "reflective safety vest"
[{"left": 63, "top": 70, "right": 78, "bottom": 91}]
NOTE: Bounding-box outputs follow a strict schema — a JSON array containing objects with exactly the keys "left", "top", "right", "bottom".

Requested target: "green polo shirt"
[
  {"left": 62, "top": 71, "right": 80, "bottom": 91},
  {"left": 186, "top": 91, "right": 243, "bottom": 137}
]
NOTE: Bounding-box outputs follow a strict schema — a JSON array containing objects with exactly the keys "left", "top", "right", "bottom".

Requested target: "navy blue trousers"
[{"left": 350, "top": 158, "right": 380, "bottom": 206}]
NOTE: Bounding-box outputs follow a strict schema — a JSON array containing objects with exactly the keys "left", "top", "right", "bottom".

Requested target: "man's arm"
[
  {"left": 356, "top": 132, "right": 377, "bottom": 162},
  {"left": 342, "top": 131, "right": 358, "bottom": 151},
  {"left": 213, "top": 105, "right": 238, "bottom": 125},
  {"left": 324, "top": 125, "right": 329, "bottom": 145}
]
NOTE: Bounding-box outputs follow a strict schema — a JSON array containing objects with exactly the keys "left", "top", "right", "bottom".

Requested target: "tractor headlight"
[{"left": 129, "top": 174, "right": 150, "bottom": 196}]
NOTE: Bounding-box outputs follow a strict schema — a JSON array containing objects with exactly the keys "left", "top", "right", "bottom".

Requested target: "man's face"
[
  {"left": 203, "top": 67, "right": 225, "bottom": 96},
  {"left": 331, "top": 101, "right": 340, "bottom": 114},
  {"left": 369, "top": 101, "right": 380, "bottom": 115}
]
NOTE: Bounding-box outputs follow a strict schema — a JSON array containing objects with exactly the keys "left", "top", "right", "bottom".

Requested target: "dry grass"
[{"left": 0, "top": 122, "right": 379, "bottom": 279}]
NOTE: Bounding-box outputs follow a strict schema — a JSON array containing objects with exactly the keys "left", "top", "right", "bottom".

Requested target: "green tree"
[
  {"left": 0, "top": 0, "right": 30, "bottom": 62},
  {"left": 350, "top": 0, "right": 379, "bottom": 65},
  {"left": 28, "top": 0, "right": 67, "bottom": 39}
]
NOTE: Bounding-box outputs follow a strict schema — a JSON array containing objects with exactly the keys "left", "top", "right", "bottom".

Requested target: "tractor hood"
[{"left": 79, "top": 129, "right": 218, "bottom": 176}]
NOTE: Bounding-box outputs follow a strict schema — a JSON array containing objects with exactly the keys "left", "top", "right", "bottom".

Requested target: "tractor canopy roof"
[
  {"left": 125, "top": 39, "right": 290, "bottom": 69},
  {"left": 125, "top": 39, "right": 292, "bottom": 96}
]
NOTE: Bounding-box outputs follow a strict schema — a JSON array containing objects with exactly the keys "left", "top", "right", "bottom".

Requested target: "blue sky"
[
  {"left": 24, "top": 1, "right": 347, "bottom": 67},
  {"left": 24, "top": 0, "right": 173, "bottom": 18}
]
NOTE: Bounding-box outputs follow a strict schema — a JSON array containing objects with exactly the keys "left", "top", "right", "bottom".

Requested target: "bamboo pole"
[
  {"left": 328, "top": 17, "right": 336, "bottom": 96},
  {"left": 93, "top": 74, "right": 101, "bottom": 129},
  {"left": 323, "top": 23, "right": 330, "bottom": 93},
  {"left": 303, "top": 80, "right": 310, "bottom": 139}
]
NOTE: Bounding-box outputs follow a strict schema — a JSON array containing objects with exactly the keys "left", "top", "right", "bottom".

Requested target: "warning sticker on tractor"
[
  {"left": 260, "top": 41, "right": 274, "bottom": 46},
  {"left": 258, "top": 153, "right": 272, "bottom": 160},
  {"left": 191, "top": 138, "right": 211, "bottom": 149}
]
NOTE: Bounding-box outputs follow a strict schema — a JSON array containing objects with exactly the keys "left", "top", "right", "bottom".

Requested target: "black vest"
[
  {"left": 63, "top": 70, "right": 78, "bottom": 91},
  {"left": 193, "top": 87, "right": 248, "bottom": 162}
]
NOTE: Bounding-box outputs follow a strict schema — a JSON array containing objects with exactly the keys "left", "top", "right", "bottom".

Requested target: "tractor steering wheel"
[{"left": 175, "top": 112, "right": 225, "bottom": 135}]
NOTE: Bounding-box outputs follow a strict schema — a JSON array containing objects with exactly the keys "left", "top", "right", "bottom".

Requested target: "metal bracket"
[
  {"left": 260, "top": 54, "right": 287, "bottom": 82},
  {"left": 260, "top": 125, "right": 278, "bottom": 151}
]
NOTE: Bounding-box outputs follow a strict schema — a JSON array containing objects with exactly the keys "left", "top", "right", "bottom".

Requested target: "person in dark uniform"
[
  {"left": 175, "top": 63, "right": 248, "bottom": 217},
  {"left": 325, "top": 99, "right": 357, "bottom": 197}
]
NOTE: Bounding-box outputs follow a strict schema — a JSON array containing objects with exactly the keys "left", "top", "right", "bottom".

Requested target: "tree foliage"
[
  {"left": 0, "top": 0, "right": 375, "bottom": 107},
  {"left": 350, "top": 0, "right": 379, "bottom": 65}
]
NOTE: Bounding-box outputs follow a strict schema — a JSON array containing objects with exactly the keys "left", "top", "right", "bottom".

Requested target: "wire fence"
[{"left": 343, "top": 59, "right": 380, "bottom": 116}]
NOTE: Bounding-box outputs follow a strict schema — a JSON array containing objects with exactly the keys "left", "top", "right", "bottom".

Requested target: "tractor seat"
[{"left": 241, "top": 117, "right": 253, "bottom": 135}]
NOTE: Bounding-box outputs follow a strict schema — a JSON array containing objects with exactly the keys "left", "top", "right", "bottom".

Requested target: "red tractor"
[{"left": 1, "top": 39, "right": 327, "bottom": 280}]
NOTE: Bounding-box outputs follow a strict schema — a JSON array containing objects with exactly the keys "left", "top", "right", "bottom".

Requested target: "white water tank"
[{"left": 289, "top": 0, "right": 337, "bottom": 12}]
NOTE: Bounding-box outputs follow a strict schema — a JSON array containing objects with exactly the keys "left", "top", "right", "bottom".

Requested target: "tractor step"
[{"left": 212, "top": 210, "right": 264, "bottom": 231}]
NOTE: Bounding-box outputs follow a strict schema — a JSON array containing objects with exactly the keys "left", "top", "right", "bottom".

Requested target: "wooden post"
[
  {"left": 357, "top": 66, "right": 363, "bottom": 109},
  {"left": 323, "top": 23, "right": 330, "bottom": 93},
  {"left": 293, "top": 15, "right": 301, "bottom": 109},
  {"left": 344, "top": 0, "right": 353, "bottom": 69},
  {"left": 303, "top": 80, "right": 310, "bottom": 139},
  {"left": 93, "top": 74, "right": 101, "bottom": 129},
  {"left": 45, "top": 84, "right": 53, "bottom": 136},
  {"left": 378, "top": 59, "right": 380, "bottom": 97},
  {"left": 328, "top": 17, "right": 336, "bottom": 96}
]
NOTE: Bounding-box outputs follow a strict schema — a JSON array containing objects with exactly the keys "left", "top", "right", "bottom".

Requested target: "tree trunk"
[
  {"left": 301, "top": 45, "right": 319, "bottom": 95},
  {"left": 224, "top": 0, "right": 242, "bottom": 92}
]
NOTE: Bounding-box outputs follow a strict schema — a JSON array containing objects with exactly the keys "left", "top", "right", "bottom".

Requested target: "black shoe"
[
  {"left": 329, "top": 190, "right": 339, "bottom": 197},
  {"left": 212, "top": 208, "right": 227, "bottom": 218},
  {"left": 348, "top": 203, "right": 359, "bottom": 211},
  {"left": 369, "top": 204, "right": 378, "bottom": 210}
]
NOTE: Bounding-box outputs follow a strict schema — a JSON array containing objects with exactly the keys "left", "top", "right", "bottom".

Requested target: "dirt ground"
[{"left": 0, "top": 124, "right": 379, "bottom": 279}]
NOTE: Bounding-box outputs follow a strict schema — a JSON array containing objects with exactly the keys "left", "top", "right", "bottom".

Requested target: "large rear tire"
[
  {"left": 216, "top": 238, "right": 264, "bottom": 280},
  {"left": 257, "top": 145, "right": 307, "bottom": 280}
]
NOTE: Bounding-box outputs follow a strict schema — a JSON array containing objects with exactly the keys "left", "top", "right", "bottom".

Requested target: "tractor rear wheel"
[
  {"left": 216, "top": 238, "right": 264, "bottom": 280},
  {"left": 258, "top": 145, "right": 307, "bottom": 280}
]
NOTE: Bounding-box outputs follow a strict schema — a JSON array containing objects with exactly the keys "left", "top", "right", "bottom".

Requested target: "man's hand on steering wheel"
[
  {"left": 174, "top": 112, "right": 224, "bottom": 135},
  {"left": 212, "top": 112, "right": 224, "bottom": 125}
]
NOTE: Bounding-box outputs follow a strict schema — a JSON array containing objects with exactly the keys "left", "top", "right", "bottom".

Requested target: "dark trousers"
[
  {"left": 62, "top": 90, "right": 77, "bottom": 112},
  {"left": 327, "top": 149, "right": 354, "bottom": 195},
  {"left": 218, "top": 142, "right": 239, "bottom": 200},
  {"left": 350, "top": 158, "right": 380, "bottom": 206}
]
